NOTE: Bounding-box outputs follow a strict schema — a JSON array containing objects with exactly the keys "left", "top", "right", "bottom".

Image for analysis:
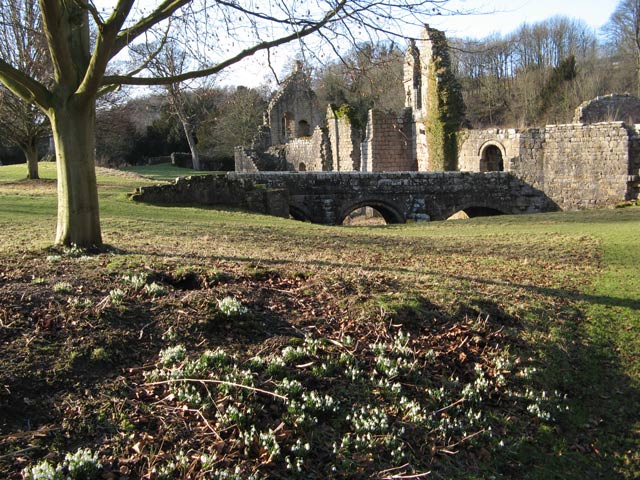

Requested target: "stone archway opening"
[
  {"left": 480, "top": 144, "right": 504, "bottom": 172},
  {"left": 340, "top": 201, "right": 405, "bottom": 226},
  {"left": 298, "top": 162, "right": 307, "bottom": 172},
  {"left": 447, "top": 206, "right": 504, "bottom": 220},
  {"left": 342, "top": 207, "right": 388, "bottom": 226}
]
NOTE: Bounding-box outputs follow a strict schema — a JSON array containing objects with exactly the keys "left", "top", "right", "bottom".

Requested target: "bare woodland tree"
[
  {"left": 0, "top": 0, "right": 453, "bottom": 248},
  {"left": 451, "top": 16, "right": 600, "bottom": 127},
  {"left": 136, "top": 40, "right": 205, "bottom": 170},
  {"left": 317, "top": 42, "right": 405, "bottom": 127},
  {"left": 603, "top": 0, "right": 640, "bottom": 96},
  {"left": 0, "top": 0, "right": 50, "bottom": 179},
  {"left": 199, "top": 86, "right": 266, "bottom": 160}
]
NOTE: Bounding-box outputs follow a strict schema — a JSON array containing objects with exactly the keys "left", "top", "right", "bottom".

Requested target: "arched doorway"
[
  {"left": 298, "top": 162, "right": 307, "bottom": 171},
  {"left": 479, "top": 144, "right": 504, "bottom": 172}
]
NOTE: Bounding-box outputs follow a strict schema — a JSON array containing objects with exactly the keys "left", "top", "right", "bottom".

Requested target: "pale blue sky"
[
  {"left": 98, "top": 0, "right": 624, "bottom": 87},
  {"left": 228, "top": 0, "right": 624, "bottom": 86},
  {"left": 429, "top": 0, "right": 621, "bottom": 38}
]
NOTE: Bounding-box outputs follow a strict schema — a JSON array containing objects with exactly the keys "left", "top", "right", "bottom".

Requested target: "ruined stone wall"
[
  {"left": 629, "top": 125, "right": 640, "bottom": 175},
  {"left": 404, "top": 40, "right": 422, "bottom": 112},
  {"left": 266, "top": 63, "right": 323, "bottom": 146},
  {"left": 362, "top": 109, "right": 415, "bottom": 172},
  {"left": 419, "top": 25, "right": 465, "bottom": 171},
  {"left": 629, "top": 125, "right": 640, "bottom": 200},
  {"left": 414, "top": 120, "right": 429, "bottom": 172},
  {"left": 235, "top": 146, "right": 291, "bottom": 173},
  {"left": 283, "top": 137, "right": 316, "bottom": 171},
  {"left": 327, "top": 109, "right": 361, "bottom": 171},
  {"left": 283, "top": 127, "right": 329, "bottom": 171},
  {"left": 574, "top": 94, "right": 640, "bottom": 124},
  {"left": 234, "top": 147, "right": 259, "bottom": 173},
  {"left": 540, "top": 123, "right": 633, "bottom": 209},
  {"left": 458, "top": 129, "right": 521, "bottom": 172},
  {"left": 513, "top": 128, "right": 546, "bottom": 187},
  {"left": 458, "top": 122, "right": 637, "bottom": 209}
]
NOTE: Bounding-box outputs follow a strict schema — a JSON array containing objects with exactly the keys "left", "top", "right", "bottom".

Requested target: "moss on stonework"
[
  {"left": 331, "top": 103, "right": 365, "bottom": 131},
  {"left": 423, "top": 29, "right": 465, "bottom": 171}
]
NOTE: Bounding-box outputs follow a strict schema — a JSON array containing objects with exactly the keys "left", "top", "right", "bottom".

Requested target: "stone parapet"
[
  {"left": 133, "top": 171, "right": 555, "bottom": 224},
  {"left": 129, "top": 174, "right": 289, "bottom": 219}
]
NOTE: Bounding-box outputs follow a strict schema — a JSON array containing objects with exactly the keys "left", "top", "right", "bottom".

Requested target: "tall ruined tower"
[
  {"left": 405, "top": 25, "right": 464, "bottom": 171},
  {"left": 404, "top": 39, "right": 422, "bottom": 112}
]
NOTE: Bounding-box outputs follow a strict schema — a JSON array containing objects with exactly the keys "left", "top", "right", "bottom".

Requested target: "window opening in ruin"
[
  {"left": 282, "top": 112, "right": 295, "bottom": 140},
  {"left": 298, "top": 120, "right": 311, "bottom": 137},
  {"left": 480, "top": 145, "right": 504, "bottom": 172},
  {"left": 298, "top": 162, "right": 307, "bottom": 171}
]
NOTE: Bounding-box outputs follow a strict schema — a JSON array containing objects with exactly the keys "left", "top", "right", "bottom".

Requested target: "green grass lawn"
[
  {"left": 0, "top": 162, "right": 638, "bottom": 479},
  {"left": 122, "top": 162, "right": 223, "bottom": 182}
]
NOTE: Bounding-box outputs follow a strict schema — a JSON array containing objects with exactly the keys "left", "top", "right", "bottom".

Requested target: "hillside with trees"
[{"left": 89, "top": 3, "right": 640, "bottom": 167}]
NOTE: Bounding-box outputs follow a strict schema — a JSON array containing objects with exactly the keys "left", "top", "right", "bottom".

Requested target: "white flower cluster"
[
  {"left": 22, "top": 448, "right": 102, "bottom": 480},
  {"left": 121, "top": 272, "right": 147, "bottom": 288},
  {"left": 217, "top": 296, "right": 249, "bottom": 317}
]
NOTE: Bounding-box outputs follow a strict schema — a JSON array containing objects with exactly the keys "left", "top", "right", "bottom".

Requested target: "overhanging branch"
[
  {"left": 102, "top": 0, "right": 348, "bottom": 87},
  {"left": 110, "top": 0, "right": 190, "bottom": 59},
  {"left": 0, "top": 57, "right": 51, "bottom": 111}
]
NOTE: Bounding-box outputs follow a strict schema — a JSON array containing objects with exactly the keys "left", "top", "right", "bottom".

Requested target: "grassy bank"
[{"left": 0, "top": 163, "right": 638, "bottom": 479}]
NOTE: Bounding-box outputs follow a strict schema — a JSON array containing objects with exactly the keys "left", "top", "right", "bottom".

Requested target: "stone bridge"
[{"left": 131, "top": 171, "right": 558, "bottom": 224}]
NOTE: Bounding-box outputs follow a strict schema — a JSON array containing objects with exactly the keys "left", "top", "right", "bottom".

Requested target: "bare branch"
[
  {"left": 103, "top": 0, "right": 348, "bottom": 87},
  {"left": 77, "top": 0, "right": 136, "bottom": 99},
  {"left": 0, "top": 57, "right": 51, "bottom": 110},
  {"left": 110, "top": 0, "right": 191, "bottom": 59}
]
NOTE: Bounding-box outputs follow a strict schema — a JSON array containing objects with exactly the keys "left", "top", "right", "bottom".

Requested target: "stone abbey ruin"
[
  {"left": 234, "top": 25, "right": 640, "bottom": 213},
  {"left": 135, "top": 25, "right": 639, "bottom": 222}
]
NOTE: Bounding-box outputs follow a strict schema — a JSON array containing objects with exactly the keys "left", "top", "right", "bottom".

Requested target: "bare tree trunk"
[
  {"left": 637, "top": 53, "right": 640, "bottom": 98},
  {"left": 636, "top": 4, "right": 640, "bottom": 98},
  {"left": 23, "top": 143, "right": 39, "bottom": 179},
  {"left": 174, "top": 101, "right": 201, "bottom": 170},
  {"left": 180, "top": 115, "right": 201, "bottom": 170},
  {"left": 50, "top": 100, "right": 102, "bottom": 248}
]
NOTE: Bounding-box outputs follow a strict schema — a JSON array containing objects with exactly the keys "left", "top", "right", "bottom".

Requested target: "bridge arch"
[
  {"left": 289, "top": 205, "right": 312, "bottom": 222},
  {"left": 478, "top": 141, "right": 506, "bottom": 172},
  {"left": 338, "top": 199, "right": 405, "bottom": 225},
  {"left": 444, "top": 202, "right": 507, "bottom": 220}
]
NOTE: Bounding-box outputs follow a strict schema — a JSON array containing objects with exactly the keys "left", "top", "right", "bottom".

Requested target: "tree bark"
[
  {"left": 180, "top": 116, "right": 201, "bottom": 171},
  {"left": 23, "top": 143, "right": 39, "bottom": 179},
  {"left": 171, "top": 87, "right": 201, "bottom": 171},
  {"left": 49, "top": 99, "right": 102, "bottom": 248}
]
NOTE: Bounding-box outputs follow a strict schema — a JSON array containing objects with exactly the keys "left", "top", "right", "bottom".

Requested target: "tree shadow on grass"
[
  {"left": 345, "top": 291, "right": 639, "bottom": 478},
  {"left": 121, "top": 248, "right": 639, "bottom": 312},
  {"left": 505, "top": 307, "right": 640, "bottom": 479},
  {"left": 108, "top": 249, "right": 639, "bottom": 477},
  {"left": 448, "top": 294, "right": 639, "bottom": 479}
]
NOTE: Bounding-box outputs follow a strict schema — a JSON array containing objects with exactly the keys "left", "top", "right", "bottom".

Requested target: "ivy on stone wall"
[
  {"left": 331, "top": 103, "right": 364, "bottom": 131},
  {"left": 423, "top": 28, "right": 465, "bottom": 171}
]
